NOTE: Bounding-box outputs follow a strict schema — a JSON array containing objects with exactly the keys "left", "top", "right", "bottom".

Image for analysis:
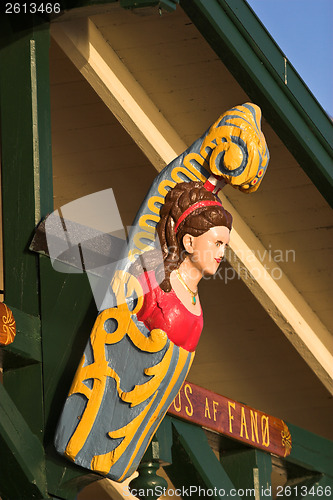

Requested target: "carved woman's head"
[{"left": 156, "top": 181, "right": 232, "bottom": 291}]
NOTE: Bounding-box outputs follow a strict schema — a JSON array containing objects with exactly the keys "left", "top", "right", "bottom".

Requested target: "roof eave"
[{"left": 180, "top": 0, "right": 333, "bottom": 206}]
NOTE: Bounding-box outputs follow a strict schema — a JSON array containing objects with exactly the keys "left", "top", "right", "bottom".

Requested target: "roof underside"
[{"left": 50, "top": 2, "right": 333, "bottom": 440}]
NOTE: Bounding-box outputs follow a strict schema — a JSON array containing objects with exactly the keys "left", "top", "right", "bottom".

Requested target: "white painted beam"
[
  {"left": 51, "top": 18, "right": 333, "bottom": 393},
  {"left": 51, "top": 19, "right": 186, "bottom": 171}
]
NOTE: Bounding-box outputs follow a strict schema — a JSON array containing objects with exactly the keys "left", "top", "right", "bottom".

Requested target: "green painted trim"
[
  {"left": 39, "top": 256, "right": 98, "bottom": 496},
  {"left": 0, "top": 16, "right": 53, "bottom": 313},
  {"left": 0, "top": 16, "right": 54, "bottom": 500},
  {"left": 59, "top": 0, "right": 117, "bottom": 10},
  {"left": 156, "top": 417, "right": 173, "bottom": 465},
  {"left": 223, "top": 0, "right": 332, "bottom": 150},
  {"left": 59, "top": 0, "right": 178, "bottom": 12},
  {"left": 285, "top": 423, "right": 333, "bottom": 477},
  {"left": 34, "top": 26, "right": 54, "bottom": 216},
  {"left": 0, "top": 383, "right": 49, "bottom": 499},
  {"left": 165, "top": 417, "right": 242, "bottom": 499},
  {"left": 167, "top": 415, "right": 333, "bottom": 484},
  {"left": 180, "top": 0, "right": 333, "bottom": 206},
  {"left": 222, "top": 449, "right": 272, "bottom": 496},
  {"left": 3, "top": 364, "right": 45, "bottom": 440},
  {"left": 39, "top": 256, "right": 96, "bottom": 429},
  {"left": 120, "top": 0, "right": 178, "bottom": 11},
  {"left": 44, "top": 459, "right": 99, "bottom": 500},
  {"left": 0, "top": 19, "right": 39, "bottom": 314},
  {"left": 2, "top": 306, "right": 42, "bottom": 365}
]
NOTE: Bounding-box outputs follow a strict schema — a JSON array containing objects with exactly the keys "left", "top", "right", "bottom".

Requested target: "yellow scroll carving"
[
  {"left": 90, "top": 344, "right": 194, "bottom": 481},
  {"left": 120, "top": 342, "right": 174, "bottom": 407},
  {"left": 128, "top": 154, "right": 207, "bottom": 261},
  {"left": 91, "top": 391, "right": 158, "bottom": 475},
  {"left": 117, "top": 347, "right": 195, "bottom": 481},
  {"left": 201, "top": 104, "right": 268, "bottom": 193},
  {"left": 129, "top": 103, "right": 268, "bottom": 259},
  {"left": 65, "top": 270, "right": 168, "bottom": 463}
]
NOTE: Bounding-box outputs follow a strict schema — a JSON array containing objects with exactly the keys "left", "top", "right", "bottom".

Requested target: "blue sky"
[{"left": 246, "top": 0, "right": 333, "bottom": 118}]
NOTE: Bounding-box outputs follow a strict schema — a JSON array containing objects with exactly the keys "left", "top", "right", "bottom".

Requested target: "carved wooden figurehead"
[{"left": 53, "top": 103, "right": 269, "bottom": 481}]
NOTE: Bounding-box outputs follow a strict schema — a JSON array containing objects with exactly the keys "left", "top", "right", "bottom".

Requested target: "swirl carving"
[
  {"left": 281, "top": 421, "right": 292, "bottom": 457},
  {"left": 0, "top": 303, "right": 16, "bottom": 346}
]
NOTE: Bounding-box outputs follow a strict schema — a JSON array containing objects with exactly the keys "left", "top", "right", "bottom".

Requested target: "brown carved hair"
[
  {"left": 130, "top": 181, "right": 232, "bottom": 291},
  {"left": 155, "top": 181, "right": 232, "bottom": 291}
]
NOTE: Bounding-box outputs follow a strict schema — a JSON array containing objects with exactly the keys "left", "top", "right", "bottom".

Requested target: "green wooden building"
[{"left": 0, "top": 1, "right": 332, "bottom": 499}]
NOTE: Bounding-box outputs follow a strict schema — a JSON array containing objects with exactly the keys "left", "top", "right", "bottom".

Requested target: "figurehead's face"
[{"left": 183, "top": 226, "right": 230, "bottom": 277}]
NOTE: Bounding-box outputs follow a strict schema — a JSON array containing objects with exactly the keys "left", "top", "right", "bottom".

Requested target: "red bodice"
[{"left": 136, "top": 270, "right": 203, "bottom": 352}]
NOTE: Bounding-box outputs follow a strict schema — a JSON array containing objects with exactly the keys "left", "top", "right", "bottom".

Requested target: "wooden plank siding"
[{"left": 50, "top": 38, "right": 157, "bottom": 222}]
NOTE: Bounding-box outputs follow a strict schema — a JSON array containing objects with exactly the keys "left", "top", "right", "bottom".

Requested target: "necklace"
[{"left": 175, "top": 269, "right": 198, "bottom": 305}]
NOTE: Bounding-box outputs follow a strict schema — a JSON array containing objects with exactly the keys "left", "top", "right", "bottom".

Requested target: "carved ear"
[{"left": 183, "top": 234, "right": 194, "bottom": 254}]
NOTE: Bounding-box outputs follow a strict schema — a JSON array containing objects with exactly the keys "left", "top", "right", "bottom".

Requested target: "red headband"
[{"left": 174, "top": 200, "right": 223, "bottom": 233}]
